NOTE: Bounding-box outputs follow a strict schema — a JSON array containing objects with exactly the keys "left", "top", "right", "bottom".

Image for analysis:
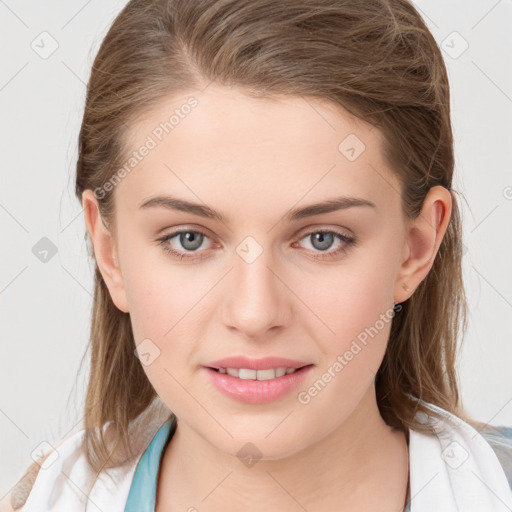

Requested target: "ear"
[
  {"left": 82, "top": 189, "right": 129, "bottom": 313},
  {"left": 394, "top": 185, "right": 453, "bottom": 304}
]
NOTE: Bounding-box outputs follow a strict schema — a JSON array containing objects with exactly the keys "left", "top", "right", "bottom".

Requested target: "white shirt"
[{"left": 8, "top": 399, "right": 512, "bottom": 512}]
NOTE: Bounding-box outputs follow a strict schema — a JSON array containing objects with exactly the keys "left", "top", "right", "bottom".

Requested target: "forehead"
[{"left": 115, "top": 85, "right": 402, "bottom": 218}]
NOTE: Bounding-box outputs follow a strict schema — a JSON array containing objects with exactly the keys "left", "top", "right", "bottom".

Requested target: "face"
[{"left": 86, "top": 84, "right": 423, "bottom": 460}]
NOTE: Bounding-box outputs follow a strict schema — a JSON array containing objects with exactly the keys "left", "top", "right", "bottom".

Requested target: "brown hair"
[{"left": 11, "top": 0, "right": 487, "bottom": 505}]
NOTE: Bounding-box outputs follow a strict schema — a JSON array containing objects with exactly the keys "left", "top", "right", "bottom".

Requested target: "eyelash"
[{"left": 156, "top": 228, "right": 357, "bottom": 261}]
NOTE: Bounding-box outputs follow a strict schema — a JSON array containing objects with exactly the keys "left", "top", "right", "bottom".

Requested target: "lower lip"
[{"left": 203, "top": 365, "right": 314, "bottom": 404}]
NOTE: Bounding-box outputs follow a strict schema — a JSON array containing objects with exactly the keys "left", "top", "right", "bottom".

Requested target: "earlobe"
[
  {"left": 81, "top": 190, "right": 130, "bottom": 313},
  {"left": 394, "top": 186, "right": 452, "bottom": 304}
]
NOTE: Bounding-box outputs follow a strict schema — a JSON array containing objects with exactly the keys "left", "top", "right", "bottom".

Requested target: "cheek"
[
  {"left": 120, "top": 236, "right": 197, "bottom": 334},
  {"left": 126, "top": 276, "right": 203, "bottom": 352},
  {"left": 121, "top": 242, "right": 215, "bottom": 379},
  {"left": 292, "top": 256, "right": 398, "bottom": 423},
  {"left": 296, "top": 241, "right": 399, "bottom": 369},
  {"left": 124, "top": 257, "right": 207, "bottom": 410}
]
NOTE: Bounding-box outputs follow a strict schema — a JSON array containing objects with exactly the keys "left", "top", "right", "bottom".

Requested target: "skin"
[{"left": 81, "top": 84, "right": 452, "bottom": 511}]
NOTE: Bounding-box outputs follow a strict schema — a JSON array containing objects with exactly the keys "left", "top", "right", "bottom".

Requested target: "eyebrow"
[{"left": 138, "top": 194, "right": 376, "bottom": 223}]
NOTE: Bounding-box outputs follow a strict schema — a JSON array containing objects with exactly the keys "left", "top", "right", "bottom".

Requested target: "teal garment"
[
  {"left": 124, "top": 416, "right": 177, "bottom": 512},
  {"left": 124, "top": 417, "right": 512, "bottom": 512}
]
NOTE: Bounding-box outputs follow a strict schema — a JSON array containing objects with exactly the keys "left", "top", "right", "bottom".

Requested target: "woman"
[{"left": 5, "top": 0, "right": 512, "bottom": 510}]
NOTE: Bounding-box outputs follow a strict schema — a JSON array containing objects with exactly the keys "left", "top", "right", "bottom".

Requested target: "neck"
[{"left": 156, "top": 386, "right": 409, "bottom": 512}]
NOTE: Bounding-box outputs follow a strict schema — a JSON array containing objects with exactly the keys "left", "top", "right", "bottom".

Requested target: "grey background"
[{"left": 1, "top": 0, "right": 511, "bottom": 497}]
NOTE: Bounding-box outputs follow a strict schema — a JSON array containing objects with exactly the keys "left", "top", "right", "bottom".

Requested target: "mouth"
[
  {"left": 204, "top": 363, "right": 315, "bottom": 404},
  {"left": 206, "top": 364, "right": 314, "bottom": 381}
]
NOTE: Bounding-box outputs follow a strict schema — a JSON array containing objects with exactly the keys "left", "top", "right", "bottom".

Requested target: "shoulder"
[
  {"left": 479, "top": 425, "right": 512, "bottom": 490},
  {"left": 2, "top": 428, "right": 86, "bottom": 511},
  {"left": 6, "top": 407, "right": 174, "bottom": 511},
  {"left": 410, "top": 398, "right": 512, "bottom": 493}
]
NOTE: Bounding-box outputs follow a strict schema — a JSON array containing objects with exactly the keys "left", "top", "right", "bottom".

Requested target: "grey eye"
[
  {"left": 177, "top": 231, "right": 204, "bottom": 251},
  {"left": 309, "top": 232, "right": 335, "bottom": 251}
]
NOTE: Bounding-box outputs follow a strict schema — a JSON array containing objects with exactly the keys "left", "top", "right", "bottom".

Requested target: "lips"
[{"left": 204, "top": 364, "right": 314, "bottom": 404}]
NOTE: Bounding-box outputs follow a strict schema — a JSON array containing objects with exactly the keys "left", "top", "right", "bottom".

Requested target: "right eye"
[{"left": 157, "top": 229, "right": 213, "bottom": 260}]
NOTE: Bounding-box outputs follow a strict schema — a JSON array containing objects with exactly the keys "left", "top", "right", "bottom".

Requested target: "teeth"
[{"left": 218, "top": 367, "right": 298, "bottom": 380}]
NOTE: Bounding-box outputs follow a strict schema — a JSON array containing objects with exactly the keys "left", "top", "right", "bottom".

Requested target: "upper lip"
[{"left": 206, "top": 356, "right": 313, "bottom": 371}]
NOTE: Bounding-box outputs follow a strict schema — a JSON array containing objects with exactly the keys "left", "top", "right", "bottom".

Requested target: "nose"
[{"left": 221, "top": 248, "right": 292, "bottom": 340}]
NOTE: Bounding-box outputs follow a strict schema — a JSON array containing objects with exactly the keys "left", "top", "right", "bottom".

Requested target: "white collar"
[{"left": 409, "top": 399, "right": 512, "bottom": 511}]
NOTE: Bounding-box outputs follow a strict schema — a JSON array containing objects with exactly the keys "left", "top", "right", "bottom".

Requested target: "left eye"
[
  {"left": 297, "top": 230, "right": 351, "bottom": 253},
  {"left": 157, "top": 228, "right": 356, "bottom": 260},
  {"left": 293, "top": 229, "right": 356, "bottom": 259}
]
